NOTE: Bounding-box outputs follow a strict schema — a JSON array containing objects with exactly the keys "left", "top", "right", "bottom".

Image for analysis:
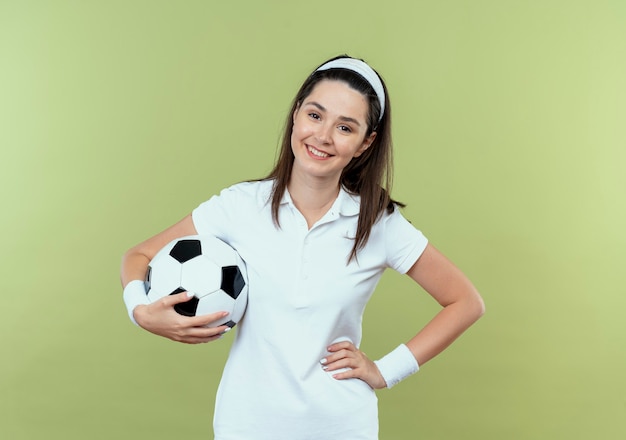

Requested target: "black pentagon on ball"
[
  {"left": 169, "top": 239, "right": 202, "bottom": 263},
  {"left": 221, "top": 266, "right": 246, "bottom": 299},
  {"left": 170, "top": 287, "right": 199, "bottom": 316}
]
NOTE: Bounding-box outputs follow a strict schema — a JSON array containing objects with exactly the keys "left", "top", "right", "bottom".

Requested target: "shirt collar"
[
  {"left": 335, "top": 186, "right": 360, "bottom": 216},
  {"left": 280, "top": 185, "right": 360, "bottom": 217}
]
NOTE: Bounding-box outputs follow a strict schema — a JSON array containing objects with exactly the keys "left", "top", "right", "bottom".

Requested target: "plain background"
[{"left": 1, "top": 1, "right": 624, "bottom": 438}]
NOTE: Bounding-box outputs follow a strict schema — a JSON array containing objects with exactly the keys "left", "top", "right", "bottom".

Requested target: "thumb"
[
  {"left": 168, "top": 290, "right": 196, "bottom": 305},
  {"left": 169, "top": 291, "right": 199, "bottom": 317}
]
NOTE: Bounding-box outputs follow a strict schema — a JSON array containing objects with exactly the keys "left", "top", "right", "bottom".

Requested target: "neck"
[{"left": 288, "top": 173, "right": 340, "bottom": 228}]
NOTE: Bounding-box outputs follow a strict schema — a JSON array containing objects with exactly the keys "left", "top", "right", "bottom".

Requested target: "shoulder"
[
  {"left": 380, "top": 205, "right": 429, "bottom": 273},
  {"left": 192, "top": 180, "right": 274, "bottom": 235},
  {"left": 380, "top": 203, "right": 420, "bottom": 231},
  {"left": 216, "top": 179, "right": 273, "bottom": 203}
]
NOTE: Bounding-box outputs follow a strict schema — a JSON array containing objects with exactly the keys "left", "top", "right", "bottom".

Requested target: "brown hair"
[{"left": 264, "top": 55, "right": 404, "bottom": 262}]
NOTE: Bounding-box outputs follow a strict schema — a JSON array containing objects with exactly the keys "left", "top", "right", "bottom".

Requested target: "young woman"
[{"left": 121, "top": 55, "right": 485, "bottom": 439}]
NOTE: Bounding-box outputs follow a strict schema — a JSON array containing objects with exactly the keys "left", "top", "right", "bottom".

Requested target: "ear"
[
  {"left": 354, "top": 131, "right": 377, "bottom": 158},
  {"left": 292, "top": 103, "right": 301, "bottom": 124}
]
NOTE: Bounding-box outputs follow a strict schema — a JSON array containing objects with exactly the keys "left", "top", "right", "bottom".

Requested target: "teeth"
[{"left": 308, "top": 146, "right": 329, "bottom": 158}]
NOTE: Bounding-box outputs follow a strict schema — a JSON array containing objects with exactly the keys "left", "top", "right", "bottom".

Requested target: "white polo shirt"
[{"left": 192, "top": 180, "right": 428, "bottom": 440}]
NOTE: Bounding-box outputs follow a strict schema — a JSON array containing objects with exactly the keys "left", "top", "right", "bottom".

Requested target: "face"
[{"left": 290, "top": 80, "right": 376, "bottom": 184}]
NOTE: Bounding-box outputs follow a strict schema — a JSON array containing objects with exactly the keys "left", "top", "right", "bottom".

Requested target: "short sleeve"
[
  {"left": 191, "top": 185, "right": 240, "bottom": 243},
  {"left": 384, "top": 208, "right": 429, "bottom": 274}
]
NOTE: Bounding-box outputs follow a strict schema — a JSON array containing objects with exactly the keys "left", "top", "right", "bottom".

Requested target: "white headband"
[{"left": 315, "top": 58, "right": 385, "bottom": 123}]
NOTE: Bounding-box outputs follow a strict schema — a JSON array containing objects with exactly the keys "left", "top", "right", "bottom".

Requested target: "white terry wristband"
[
  {"left": 123, "top": 280, "right": 150, "bottom": 326},
  {"left": 374, "top": 344, "right": 420, "bottom": 388}
]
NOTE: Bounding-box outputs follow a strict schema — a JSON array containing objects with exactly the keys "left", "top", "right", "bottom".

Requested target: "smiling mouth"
[{"left": 307, "top": 145, "right": 331, "bottom": 158}]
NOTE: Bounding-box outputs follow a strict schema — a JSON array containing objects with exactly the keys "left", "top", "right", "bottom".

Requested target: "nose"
[{"left": 316, "top": 122, "right": 333, "bottom": 145}]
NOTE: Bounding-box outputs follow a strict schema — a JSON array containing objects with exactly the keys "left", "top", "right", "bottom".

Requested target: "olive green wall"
[{"left": 1, "top": 1, "right": 624, "bottom": 438}]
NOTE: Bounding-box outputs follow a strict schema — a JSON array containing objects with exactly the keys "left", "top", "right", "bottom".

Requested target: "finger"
[
  {"left": 188, "top": 311, "right": 230, "bottom": 327},
  {"left": 176, "top": 324, "right": 231, "bottom": 343},
  {"left": 180, "top": 333, "right": 224, "bottom": 344},
  {"left": 321, "top": 349, "right": 362, "bottom": 369},
  {"left": 330, "top": 368, "right": 359, "bottom": 381},
  {"left": 321, "top": 348, "right": 356, "bottom": 366},
  {"left": 322, "top": 357, "right": 356, "bottom": 372},
  {"left": 167, "top": 290, "right": 196, "bottom": 305},
  {"left": 327, "top": 341, "right": 356, "bottom": 352},
  {"left": 187, "top": 323, "right": 232, "bottom": 338},
  {"left": 153, "top": 291, "right": 194, "bottom": 309}
]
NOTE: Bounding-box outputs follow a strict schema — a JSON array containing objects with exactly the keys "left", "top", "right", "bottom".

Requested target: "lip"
[{"left": 306, "top": 144, "right": 332, "bottom": 159}]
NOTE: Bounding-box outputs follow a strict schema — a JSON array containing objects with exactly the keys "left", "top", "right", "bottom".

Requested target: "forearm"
[
  {"left": 120, "top": 248, "right": 150, "bottom": 287},
  {"left": 405, "top": 295, "right": 484, "bottom": 366},
  {"left": 120, "top": 214, "right": 197, "bottom": 288}
]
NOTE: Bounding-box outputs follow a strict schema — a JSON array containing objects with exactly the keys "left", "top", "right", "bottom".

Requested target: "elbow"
[
  {"left": 122, "top": 244, "right": 146, "bottom": 266},
  {"left": 120, "top": 247, "right": 136, "bottom": 269},
  {"left": 472, "top": 291, "right": 486, "bottom": 320},
  {"left": 456, "top": 286, "right": 485, "bottom": 323}
]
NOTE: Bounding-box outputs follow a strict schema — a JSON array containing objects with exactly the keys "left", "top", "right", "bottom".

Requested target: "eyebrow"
[{"left": 304, "top": 101, "right": 362, "bottom": 127}]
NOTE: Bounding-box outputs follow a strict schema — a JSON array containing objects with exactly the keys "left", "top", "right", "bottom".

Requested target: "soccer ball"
[{"left": 145, "top": 235, "right": 248, "bottom": 328}]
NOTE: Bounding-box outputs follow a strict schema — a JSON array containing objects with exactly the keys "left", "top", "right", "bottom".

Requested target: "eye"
[
  {"left": 338, "top": 125, "right": 352, "bottom": 133},
  {"left": 308, "top": 112, "right": 321, "bottom": 120}
]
